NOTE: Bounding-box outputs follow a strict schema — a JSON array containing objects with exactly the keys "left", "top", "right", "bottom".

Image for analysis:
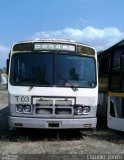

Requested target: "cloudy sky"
[{"left": 0, "top": 0, "right": 124, "bottom": 68}]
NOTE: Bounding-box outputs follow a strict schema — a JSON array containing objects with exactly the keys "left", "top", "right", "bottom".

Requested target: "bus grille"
[
  {"left": 35, "top": 107, "right": 72, "bottom": 115},
  {"left": 33, "top": 97, "right": 75, "bottom": 117}
]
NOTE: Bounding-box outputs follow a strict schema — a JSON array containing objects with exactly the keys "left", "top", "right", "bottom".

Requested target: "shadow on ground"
[
  {"left": 86, "top": 115, "right": 124, "bottom": 144},
  {"left": 0, "top": 106, "right": 9, "bottom": 131},
  {"left": 0, "top": 128, "right": 85, "bottom": 142}
]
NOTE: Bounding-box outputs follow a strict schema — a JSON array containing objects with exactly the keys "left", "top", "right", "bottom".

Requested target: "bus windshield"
[{"left": 10, "top": 52, "right": 96, "bottom": 88}]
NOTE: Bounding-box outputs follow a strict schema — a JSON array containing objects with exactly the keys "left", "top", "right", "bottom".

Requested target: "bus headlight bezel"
[
  {"left": 82, "top": 106, "right": 90, "bottom": 114},
  {"left": 74, "top": 105, "right": 90, "bottom": 115},
  {"left": 16, "top": 105, "right": 32, "bottom": 114}
]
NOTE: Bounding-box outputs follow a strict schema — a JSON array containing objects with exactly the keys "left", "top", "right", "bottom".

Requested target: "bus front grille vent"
[{"left": 33, "top": 98, "right": 75, "bottom": 116}]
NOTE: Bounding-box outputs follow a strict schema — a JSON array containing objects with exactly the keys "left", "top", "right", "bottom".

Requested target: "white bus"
[
  {"left": 7, "top": 39, "right": 98, "bottom": 129},
  {"left": 98, "top": 39, "right": 124, "bottom": 131}
]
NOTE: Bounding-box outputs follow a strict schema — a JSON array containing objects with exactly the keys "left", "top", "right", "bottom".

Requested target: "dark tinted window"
[
  {"left": 99, "top": 56, "right": 109, "bottom": 76},
  {"left": 10, "top": 53, "right": 53, "bottom": 86},
  {"left": 56, "top": 55, "right": 96, "bottom": 87},
  {"left": 110, "top": 49, "right": 123, "bottom": 92},
  {"left": 10, "top": 52, "right": 96, "bottom": 88}
]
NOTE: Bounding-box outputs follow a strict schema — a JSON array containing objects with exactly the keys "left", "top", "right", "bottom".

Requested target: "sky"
[{"left": 0, "top": 0, "right": 124, "bottom": 68}]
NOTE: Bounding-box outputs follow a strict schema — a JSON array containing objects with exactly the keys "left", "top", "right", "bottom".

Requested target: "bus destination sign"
[{"left": 34, "top": 43, "right": 75, "bottom": 52}]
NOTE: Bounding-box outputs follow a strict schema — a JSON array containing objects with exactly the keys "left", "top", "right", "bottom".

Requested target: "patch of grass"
[
  {"left": 0, "top": 129, "right": 83, "bottom": 142},
  {"left": 88, "top": 128, "right": 124, "bottom": 144},
  {"left": 1, "top": 127, "right": 123, "bottom": 144}
]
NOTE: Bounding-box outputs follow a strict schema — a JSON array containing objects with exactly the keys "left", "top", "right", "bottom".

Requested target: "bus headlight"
[
  {"left": 24, "top": 105, "right": 32, "bottom": 113},
  {"left": 74, "top": 105, "right": 83, "bottom": 115},
  {"left": 16, "top": 105, "right": 32, "bottom": 114},
  {"left": 16, "top": 105, "right": 23, "bottom": 113},
  {"left": 74, "top": 105, "right": 90, "bottom": 115},
  {"left": 82, "top": 106, "right": 90, "bottom": 114}
]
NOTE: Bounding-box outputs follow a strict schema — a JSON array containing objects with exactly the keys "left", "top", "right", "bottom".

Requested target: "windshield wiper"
[
  {"left": 59, "top": 74, "right": 78, "bottom": 92},
  {"left": 28, "top": 78, "right": 51, "bottom": 91}
]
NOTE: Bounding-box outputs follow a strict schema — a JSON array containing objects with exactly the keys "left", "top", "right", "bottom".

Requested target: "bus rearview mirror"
[{"left": 6, "top": 59, "right": 10, "bottom": 75}]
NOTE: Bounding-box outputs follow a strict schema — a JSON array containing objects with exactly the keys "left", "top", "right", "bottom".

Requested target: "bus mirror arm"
[{"left": 6, "top": 59, "right": 10, "bottom": 75}]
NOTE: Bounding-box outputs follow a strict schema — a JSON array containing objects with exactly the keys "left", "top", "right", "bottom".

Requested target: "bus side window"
[
  {"left": 99, "top": 56, "right": 109, "bottom": 76},
  {"left": 110, "top": 101, "right": 115, "bottom": 117},
  {"left": 110, "top": 50, "right": 121, "bottom": 92}
]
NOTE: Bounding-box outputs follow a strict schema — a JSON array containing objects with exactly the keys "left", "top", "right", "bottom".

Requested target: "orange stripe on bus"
[{"left": 108, "top": 91, "right": 124, "bottom": 97}]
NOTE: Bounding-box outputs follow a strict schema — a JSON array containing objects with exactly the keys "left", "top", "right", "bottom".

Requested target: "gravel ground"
[{"left": 0, "top": 89, "right": 124, "bottom": 159}]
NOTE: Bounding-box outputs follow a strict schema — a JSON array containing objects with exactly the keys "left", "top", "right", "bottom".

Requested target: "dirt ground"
[{"left": 0, "top": 89, "right": 124, "bottom": 159}]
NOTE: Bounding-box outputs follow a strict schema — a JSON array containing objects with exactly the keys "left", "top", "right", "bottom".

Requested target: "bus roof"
[
  {"left": 98, "top": 39, "right": 124, "bottom": 58},
  {"left": 17, "top": 38, "right": 75, "bottom": 44},
  {"left": 11, "top": 38, "right": 96, "bottom": 56},
  {"left": 12, "top": 38, "right": 95, "bottom": 49}
]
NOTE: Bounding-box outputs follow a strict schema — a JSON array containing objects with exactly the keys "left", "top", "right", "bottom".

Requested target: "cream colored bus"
[{"left": 7, "top": 39, "right": 98, "bottom": 129}]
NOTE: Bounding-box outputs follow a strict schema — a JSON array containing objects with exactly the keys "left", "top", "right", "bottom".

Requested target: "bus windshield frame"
[{"left": 10, "top": 52, "right": 97, "bottom": 88}]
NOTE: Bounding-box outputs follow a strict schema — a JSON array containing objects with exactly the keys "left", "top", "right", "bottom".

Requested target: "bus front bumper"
[{"left": 9, "top": 116, "right": 97, "bottom": 129}]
